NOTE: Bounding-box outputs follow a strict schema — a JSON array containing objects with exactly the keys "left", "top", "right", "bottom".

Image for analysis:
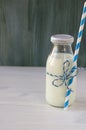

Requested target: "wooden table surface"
[{"left": 0, "top": 67, "right": 86, "bottom": 130}]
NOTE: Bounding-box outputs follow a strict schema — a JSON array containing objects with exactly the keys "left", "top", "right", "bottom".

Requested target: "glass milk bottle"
[{"left": 46, "top": 34, "right": 77, "bottom": 107}]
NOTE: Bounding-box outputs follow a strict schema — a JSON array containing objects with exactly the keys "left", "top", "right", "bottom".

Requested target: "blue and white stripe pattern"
[
  {"left": 64, "top": 89, "right": 71, "bottom": 109},
  {"left": 73, "top": 2, "right": 86, "bottom": 63},
  {"left": 64, "top": 2, "right": 86, "bottom": 110}
]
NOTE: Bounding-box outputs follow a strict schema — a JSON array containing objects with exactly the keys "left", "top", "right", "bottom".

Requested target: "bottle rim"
[{"left": 51, "top": 34, "right": 74, "bottom": 45}]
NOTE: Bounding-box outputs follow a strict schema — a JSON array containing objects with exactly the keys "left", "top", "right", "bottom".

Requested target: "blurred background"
[{"left": 0, "top": 0, "right": 86, "bottom": 67}]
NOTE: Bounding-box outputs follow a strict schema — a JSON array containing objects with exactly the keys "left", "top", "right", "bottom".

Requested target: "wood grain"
[
  {"left": 0, "top": 67, "right": 86, "bottom": 129},
  {"left": 0, "top": 0, "right": 86, "bottom": 66}
]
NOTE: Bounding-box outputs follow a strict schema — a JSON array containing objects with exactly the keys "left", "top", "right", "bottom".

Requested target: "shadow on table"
[{"left": 72, "top": 99, "right": 86, "bottom": 111}]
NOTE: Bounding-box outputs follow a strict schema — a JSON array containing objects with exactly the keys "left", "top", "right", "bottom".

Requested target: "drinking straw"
[{"left": 64, "top": 2, "right": 86, "bottom": 110}]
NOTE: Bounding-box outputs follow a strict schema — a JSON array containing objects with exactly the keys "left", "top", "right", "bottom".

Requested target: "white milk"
[{"left": 46, "top": 52, "right": 76, "bottom": 107}]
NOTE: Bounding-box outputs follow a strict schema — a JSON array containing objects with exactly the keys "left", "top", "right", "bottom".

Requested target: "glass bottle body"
[{"left": 46, "top": 44, "right": 77, "bottom": 107}]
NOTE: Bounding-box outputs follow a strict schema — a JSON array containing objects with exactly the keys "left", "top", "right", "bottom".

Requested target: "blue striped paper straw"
[{"left": 64, "top": 2, "right": 86, "bottom": 110}]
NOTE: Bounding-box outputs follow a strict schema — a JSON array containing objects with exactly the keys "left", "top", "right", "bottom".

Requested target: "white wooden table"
[{"left": 0, "top": 67, "right": 86, "bottom": 130}]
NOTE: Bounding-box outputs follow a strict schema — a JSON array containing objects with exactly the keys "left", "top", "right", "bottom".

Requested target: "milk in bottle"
[{"left": 46, "top": 34, "right": 77, "bottom": 107}]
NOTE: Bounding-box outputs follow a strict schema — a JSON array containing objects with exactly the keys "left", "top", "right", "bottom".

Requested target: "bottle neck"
[{"left": 52, "top": 44, "right": 73, "bottom": 54}]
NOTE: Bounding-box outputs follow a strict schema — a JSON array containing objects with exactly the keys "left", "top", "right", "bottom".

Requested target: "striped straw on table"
[{"left": 64, "top": 2, "right": 86, "bottom": 110}]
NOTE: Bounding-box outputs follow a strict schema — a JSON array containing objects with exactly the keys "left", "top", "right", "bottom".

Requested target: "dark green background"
[{"left": 0, "top": 0, "right": 86, "bottom": 66}]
